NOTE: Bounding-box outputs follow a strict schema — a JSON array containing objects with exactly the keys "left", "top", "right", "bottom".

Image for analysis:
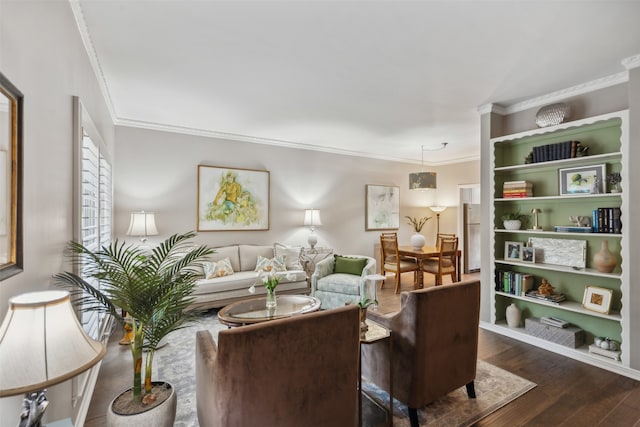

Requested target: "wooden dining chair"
[
  {"left": 380, "top": 233, "right": 420, "bottom": 294},
  {"left": 435, "top": 233, "right": 457, "bottom": 249},
  {"left": 422, "top": 237, "right": 459, "bottom": 286}
]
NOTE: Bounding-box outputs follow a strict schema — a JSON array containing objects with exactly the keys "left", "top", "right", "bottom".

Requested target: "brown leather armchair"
[
  {"left": 196, "top": 305, "right": 360, "bottom": 427},
  {"left": 361, "top": 280, "right": 480, "bottom": 427}
]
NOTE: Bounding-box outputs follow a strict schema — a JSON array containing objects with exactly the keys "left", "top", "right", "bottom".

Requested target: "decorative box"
[{"left": 524, "top": 317, "right": 585, "bottom": 348}]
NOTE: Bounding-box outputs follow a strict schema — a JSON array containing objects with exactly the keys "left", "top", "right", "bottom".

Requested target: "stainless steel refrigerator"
[{"left": 464, "top": 204, "right": 481, "bottom": 273}]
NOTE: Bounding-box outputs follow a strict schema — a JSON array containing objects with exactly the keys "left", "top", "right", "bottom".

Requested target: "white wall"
[
  {"left": 114, "top": 125, "right": 479, "bottom": 256},
  {"left": 0, "top": 1, "right": 114, "bottom": 424},
  {"left": 0, "top": 2, "right": 480, "bottom": 423}
]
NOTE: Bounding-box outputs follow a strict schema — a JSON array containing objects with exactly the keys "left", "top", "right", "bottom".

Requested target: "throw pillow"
[
  {"left": 203, "top": 257, "right": 234, "bottom": 279},
  {"left": 254, "top": 255, "right": 287, "bottom": 272},
  {"left": 274, "top": 243, "right": 303, "bottom": 270},
  {"left": 334, "top": 255, "right": 368, "bottom": 276}
]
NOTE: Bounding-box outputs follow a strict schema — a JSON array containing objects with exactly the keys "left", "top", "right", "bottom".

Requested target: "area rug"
[
  {"left": 154, "top": 312, "right": 536, "bottom": 427},
  {"left": 361, "top": 360, "right": 535, "bottom": 427}
]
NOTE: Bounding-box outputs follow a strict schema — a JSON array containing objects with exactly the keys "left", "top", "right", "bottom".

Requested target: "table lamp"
[
  {"left": 303, "top": 209, "right": 322, "bottom": 249},
  {"left": 0, "top": 290, "right": 106, "bottom": 426},
  {"left": 126, "top": 211, "right": 159, "bottom": 243}
]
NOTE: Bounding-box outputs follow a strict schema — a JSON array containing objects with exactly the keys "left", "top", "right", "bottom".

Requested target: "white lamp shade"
[
  {"left": 126, "top": 211, "right": 159, "bottom": 237},
  {"left": 303, "top": 209, "right": 322, "bottom": 227},
  {"left": 0, "top": 290, "right": 106, "bottom": 397},
  {"left": 429, "top": 206, "right": 447, "bottom": 213}
]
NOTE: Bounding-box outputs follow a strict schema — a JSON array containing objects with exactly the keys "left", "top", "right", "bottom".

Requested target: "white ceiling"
[{"left": 74, "top": 1, "right": 640, "bottom": 165}]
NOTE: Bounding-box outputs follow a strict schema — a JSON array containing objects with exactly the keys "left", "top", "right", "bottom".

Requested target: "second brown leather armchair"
[{"left": 361, "top": 280, "right": 481, "bottom": 427}]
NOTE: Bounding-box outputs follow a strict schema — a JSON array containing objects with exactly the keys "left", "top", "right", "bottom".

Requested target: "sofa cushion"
[
  {"left": 255, "top": 255, "right": 287, "bottom": 272},
  {"left": 194, "top": 271, "right": 261, "bottom": 295},
  {"left": 210, "top": 245, "right": 241, "bottom": 272},
  {"left": 239, "top": 245, "right": 274, "bottom": 271},
  {"left": 204, "top": 257, "right": 234, "bottom": 279},
  {"left": 274, "top": 243, "right": 304, "bottom": 270},
  {"left": 334, "top": 255, "right": 367, "bottom": 276},
  {"left": 316, "top": 274, "right": 362, "bottom": 295}
]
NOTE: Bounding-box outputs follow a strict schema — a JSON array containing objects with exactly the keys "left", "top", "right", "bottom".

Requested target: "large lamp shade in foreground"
[{"left": 0, "top": 290, "right": 106, "bottom": 397}]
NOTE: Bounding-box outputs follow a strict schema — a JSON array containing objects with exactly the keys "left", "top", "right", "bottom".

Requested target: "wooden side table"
[{"left": 359, "top": 318, "right": 393, "bottom": 427}]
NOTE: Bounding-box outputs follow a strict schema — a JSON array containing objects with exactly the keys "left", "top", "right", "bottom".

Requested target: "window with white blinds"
[{"left": 79, "top": 130, "right": 112, "bottom": 339}]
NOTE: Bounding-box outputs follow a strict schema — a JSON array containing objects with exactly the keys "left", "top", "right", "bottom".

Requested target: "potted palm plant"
[{"left": 54, "top": 231, "right": 212, "bottom": 426}]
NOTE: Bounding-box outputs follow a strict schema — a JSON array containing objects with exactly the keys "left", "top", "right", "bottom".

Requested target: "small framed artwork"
[
  {"left": 197, "top": 165, "right": 270, "bottom": 231},
  {"left": 521, "top": 246, "right": 535, "bottom": 263},
  {"left": 559, "top": 164, "right": 605, "bottom": 195},
  {"left": 504, "top": 241, "right": 523, "bottom": 261},
  {"left": 365, "top": 184, "right": 400, "bottom": 230},
  {"left": 582, "top": 285, "right": 613, "bottom": 314}
]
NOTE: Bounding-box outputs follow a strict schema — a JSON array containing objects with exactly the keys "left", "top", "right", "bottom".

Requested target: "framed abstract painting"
[
  {"left": 197, "top": 165, "right": 270, "bottom": 231},
  {"left": 365, "top": 184, "right": 400, "bottom": 231}
]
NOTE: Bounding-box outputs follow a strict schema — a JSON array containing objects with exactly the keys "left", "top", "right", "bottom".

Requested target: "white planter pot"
[
  {"left": 410, "top": 233, "right": 426, "bottom": 250},
  {"left": 107, "top": 381, "right": 177, "bottom": 427},
  {"left": 503, "top": 220, "right": 522, "bottom": 230}
]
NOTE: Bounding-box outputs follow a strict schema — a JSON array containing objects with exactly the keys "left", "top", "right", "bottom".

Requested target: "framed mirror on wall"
[{"left": 0, "top": 72, "right": 23, "bottom": 280}]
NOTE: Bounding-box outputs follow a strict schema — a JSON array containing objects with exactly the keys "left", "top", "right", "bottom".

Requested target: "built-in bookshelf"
[{"left": 489, "top": 110, "right": 630, "bottom": 374}]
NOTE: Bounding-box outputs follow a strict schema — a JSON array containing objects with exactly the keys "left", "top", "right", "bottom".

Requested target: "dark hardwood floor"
[{"left": 85, "top": 271, "right": 640, "bottom": 426}]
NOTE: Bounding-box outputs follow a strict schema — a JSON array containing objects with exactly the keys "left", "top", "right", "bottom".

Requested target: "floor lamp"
[{"left": 429, "top": 206, "right": 447, "bottom": 236}]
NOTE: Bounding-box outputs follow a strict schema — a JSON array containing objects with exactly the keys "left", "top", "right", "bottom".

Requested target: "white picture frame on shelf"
[
  {"left": 559, "top": 164, "right": 606, "bottom": 195},
  {"left": 521, "top": 246, "right": 535, "bottom": 263},
  {"left": 505, "top": 241, "right": 523, "bottom": 261},
  {"left": 582, "top": 285, "right": 613, "bottom": 314}
]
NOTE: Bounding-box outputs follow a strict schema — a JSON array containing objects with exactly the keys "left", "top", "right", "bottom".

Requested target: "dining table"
[{"left": 397, "top": 245, "right": 462, "bottom": 288}]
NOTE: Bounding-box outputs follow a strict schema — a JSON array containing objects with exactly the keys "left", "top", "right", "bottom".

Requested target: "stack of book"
[
  {"left": 502, "top": 181, "right": 533, "bottom": 198},
  {"left": 524, "top": 290, "right": 566, "bottom": 304},
  {"left": 553, "top": 225, "right": 593, "bottom": 233},
  {"left": 540, "top": 316, "right": 570, "bottom": 328}
]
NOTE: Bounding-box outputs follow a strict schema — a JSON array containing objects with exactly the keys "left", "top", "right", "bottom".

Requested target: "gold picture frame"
[{"left": 0, "top": 72, "right": 23, "bottom": 280}]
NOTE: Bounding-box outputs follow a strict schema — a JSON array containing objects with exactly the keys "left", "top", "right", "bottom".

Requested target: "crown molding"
[
  {"left": 115, "top": 118, "right": 412, "bottom": 163},
  {"left": 477, "top": 103, "right": 507, "bottom": 116},
  {"left": 622, "top": 54, "right": 640, "bottom": 70},
  {"left": 503, "top": 71, "right": 629, "bottom": 114},
  {"left": 69, "top": 0, "right": 117, "bottom": 123},
  {"left": 117, "top": 117, "right": 479, "bottom": 166}
]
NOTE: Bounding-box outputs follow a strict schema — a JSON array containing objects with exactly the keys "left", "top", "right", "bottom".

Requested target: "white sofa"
[{"left": 191, "top": 244, "right": 308, "bottom": 309}]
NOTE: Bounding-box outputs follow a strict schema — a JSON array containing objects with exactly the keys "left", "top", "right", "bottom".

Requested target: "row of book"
[
  {"left": 531, "top": 140, "right": 581, "bottom": 163},
  {"left": 593, "top": 207, "right": 622, "bottom": 234},
  {"left": 502, "top": 180, "right": 533, "bottom": 198},
  {"left": 495, "top": 270, "right": 534, "bottom": 296},
  {"left": 495, "top": 270, "right": 567, "bottom": 305}
]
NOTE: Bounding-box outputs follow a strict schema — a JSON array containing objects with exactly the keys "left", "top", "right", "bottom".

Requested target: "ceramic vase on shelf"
[
  {"left": 410, "top": 233, "right": 426, "bottom": 250},
  {"left": 506, "top": 303, "right": 521, "bottom": 328},
  {"left": 593, "top": 240, "right": 617, "bottom": 273}
]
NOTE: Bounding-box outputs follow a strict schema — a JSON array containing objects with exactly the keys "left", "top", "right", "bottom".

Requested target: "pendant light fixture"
[{"left": 409, "top": 143, "right": 448, "bottom": 190}]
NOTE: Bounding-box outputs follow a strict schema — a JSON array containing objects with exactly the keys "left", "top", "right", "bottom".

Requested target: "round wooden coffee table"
[{"left": 217, "top": 294, "right": 321, "bottom": 327}]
